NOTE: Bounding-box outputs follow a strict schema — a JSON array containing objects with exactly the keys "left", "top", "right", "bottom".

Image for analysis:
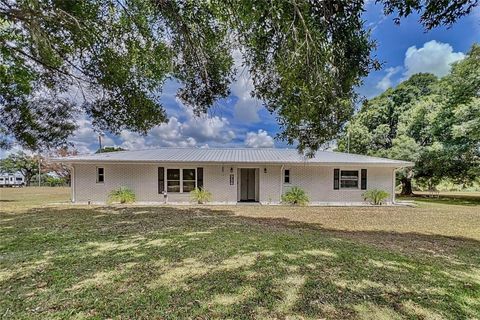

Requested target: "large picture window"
[{"left": 340, "top": 170, "right": 359, "bottom": 189}]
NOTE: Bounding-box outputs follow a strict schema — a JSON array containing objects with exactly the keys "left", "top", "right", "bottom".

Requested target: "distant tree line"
[
  {"left": 0, "top": 146, "right": 127, "bottom": 186},
  {"left": 0, "top": 148, "right": 77, "bottom": 186}
]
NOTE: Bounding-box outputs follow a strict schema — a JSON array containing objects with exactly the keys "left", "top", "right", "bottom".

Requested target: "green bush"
[
  {"left": 190, "top": 187, "right": 212, "bottom": 204},
  {"left": 108, "top": 186, "right": 136, "bottom": 204},
  {"left": 362, "top": 189, "right": 389, "bottom": 205},
  {"left": 281, "top": 187, "right": 309, "bottom": 206},
  {"left": 44, "top": 176, "right": 66, "bottom": 187}
]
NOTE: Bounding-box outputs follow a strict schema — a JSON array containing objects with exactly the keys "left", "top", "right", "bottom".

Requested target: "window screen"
[{"left": 340, "top": 170, "right": 359, "bottom": 189}]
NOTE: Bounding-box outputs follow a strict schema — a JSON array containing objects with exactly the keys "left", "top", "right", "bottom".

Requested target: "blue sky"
[{"left": 2, "top": 2, "right": 479, "bottom": 156}]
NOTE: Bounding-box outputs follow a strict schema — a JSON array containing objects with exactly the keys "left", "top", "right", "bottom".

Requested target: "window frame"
[
  {"left": 165, "top": 167, "right": 197, "bottom": 193},
  {"left": 96, "top": 167, "right": 105, "bottom": 184},
  {"left": 166, "top": 168, "right": 181, "bottom": 193},
  {"left": 284, "top": 169, "right": 290, "bottom": 184},
  {"left": 339, "top": 169, "right": 359, "bottom": 189},
  {"left": 182, "top": 168, "right": 196, "bottom": 193}
]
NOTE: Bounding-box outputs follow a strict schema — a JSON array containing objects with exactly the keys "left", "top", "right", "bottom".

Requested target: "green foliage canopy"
[
  {"left": 0, "top": 0, "right": 477, "bottom": 154},
  {"left": 338, "top": 44, "right": 480, "bottom": 192}
]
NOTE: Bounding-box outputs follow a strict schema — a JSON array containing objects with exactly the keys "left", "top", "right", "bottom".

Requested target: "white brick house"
[{"left": 54, "top": 148, "right": 413, "bottom": 205}]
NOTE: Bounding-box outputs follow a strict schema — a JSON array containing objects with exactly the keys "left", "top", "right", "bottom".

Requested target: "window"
[
  {"left": 167, "top": 169, "right": 180, "bottom": 192},
  {"left": 340, "top": 170, "right": 359, "bottom": 189},
  {"left": 284, "top": 169, "right": 290, "bottom": 184},
  {"left": 182, "top": 169, "right": 196, "bottom": 192},
  {"left": 16, "top": 177, "right": 22, "bottom": 181},
  {"left": 96, "top": 167, "right": 104, "bottom": 183},
  {"left": 165, "top": 168, "right": 197, "bottom": 193}
]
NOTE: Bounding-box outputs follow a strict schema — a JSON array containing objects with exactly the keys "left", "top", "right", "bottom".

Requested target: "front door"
[{"left": 240, "top": 168, "right": 256, "bottom": 201}]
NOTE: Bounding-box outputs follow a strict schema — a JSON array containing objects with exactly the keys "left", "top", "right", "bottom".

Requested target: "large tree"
[
  {"left": 42, "top": 148, "right": 79, "bottom": 185},
  {"left": 0, "top": 151, "right": 39, "bottom": 186},
  {"left": 0, "top": 0, "right": 477, "bottom": 154},
  {"left": 337, "top": 44, "right": 480, "bottom": 194}
]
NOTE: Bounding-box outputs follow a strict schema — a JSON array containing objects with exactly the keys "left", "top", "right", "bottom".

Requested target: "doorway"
[{"left": 239, "top": 168, "right": 257, "bottom": 202}]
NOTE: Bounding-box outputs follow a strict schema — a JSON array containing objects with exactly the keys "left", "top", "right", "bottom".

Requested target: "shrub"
[
  {"left": 108, "top": 186, "right": 136, "bottom": 204},
  {"left": 362, "top": 189, "right": 390, "bottom": 205},
  {"left": 281, "top": 187, "right": 309, "bottom": 206},
  {"left": 190, "top": 187, "right": 212, "bottom": 204},
  {"left": 45, "top": 176, "right": 66, "bottom": 187}
]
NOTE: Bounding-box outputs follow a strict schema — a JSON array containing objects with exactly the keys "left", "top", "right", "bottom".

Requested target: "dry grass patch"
[{"left": 226, "top": 204, "right": 480, "bottom": 241}]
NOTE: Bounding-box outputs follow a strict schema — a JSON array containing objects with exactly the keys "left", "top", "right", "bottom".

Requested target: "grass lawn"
[
  {"left": 398, "top": 191, "right": 480, "bottom": 207},
  {"left": 1, "top": 188, "right": 479, "bottom": 319}
]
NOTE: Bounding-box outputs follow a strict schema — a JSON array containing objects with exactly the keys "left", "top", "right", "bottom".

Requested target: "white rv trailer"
[{"left": 0, "top": 174, "right": 25, "bottom": 187}]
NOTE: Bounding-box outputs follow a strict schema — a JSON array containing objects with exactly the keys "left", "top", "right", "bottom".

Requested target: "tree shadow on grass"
[{"left": 1, "top": 206, "right": 479, "bottom": 319}]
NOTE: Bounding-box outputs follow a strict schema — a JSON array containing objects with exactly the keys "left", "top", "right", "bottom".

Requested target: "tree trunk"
[
  {"left": 24, "top": 175, "right": 32, "bottom": 186},
  {"left": 23, "top": 170, "right": 35, "bottom": 186},
  {"left": 400, "top": 177, "right": 413, "bottom": 195}
]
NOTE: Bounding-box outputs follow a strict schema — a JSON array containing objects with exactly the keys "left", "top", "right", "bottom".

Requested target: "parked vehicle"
[{"left": 0, "top": 174, "right": 25, "bottom": 187}]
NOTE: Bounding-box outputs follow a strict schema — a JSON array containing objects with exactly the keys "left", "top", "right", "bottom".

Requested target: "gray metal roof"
[{"left": 52, "top": 148, "right": 413, "bottom": 167}]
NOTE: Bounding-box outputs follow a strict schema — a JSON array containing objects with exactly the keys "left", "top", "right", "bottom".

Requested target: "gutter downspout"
[
  {"left": 71, "top": 165, "right": 75, "bottom": 203},
  {"left": 280, "top": 164, "right": 284, "bottom": 204},
  {"left": 392, "top": 168, "right": 396, "bottom": 204}
]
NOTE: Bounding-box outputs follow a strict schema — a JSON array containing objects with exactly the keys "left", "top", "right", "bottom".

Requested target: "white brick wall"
[
  {"left": 282, "top": 165, "right": 395, "bottom": 204},
  {"left": 72, "top": 163, "right": 395, "bottom": 205}
]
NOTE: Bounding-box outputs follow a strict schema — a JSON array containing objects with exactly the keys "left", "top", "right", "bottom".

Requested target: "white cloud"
[
  {"left": 376, "top": 66, "right": 401, "bottom": 91},
  {"left": 70, "top": 115, "right": 114, "bottom": 153},
  {"left": 181, "top": 108, "right": 235, "bottom": 143},
  {"left": 231, "top": 50, "right": 262, "bottom": 123},
  {"left": 372, "top": 41, "right": 466, "bottom": 94},
  {"left": 119, "top": 102, "right": 235, "bottom": 150},
  {"left": 244, "top": 130, "right": 274, "bottom": 148},
  {"left": 403, "top": 40, "right": 465, "bottom": 78}
]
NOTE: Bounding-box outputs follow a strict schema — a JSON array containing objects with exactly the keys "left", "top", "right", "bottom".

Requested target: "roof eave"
[{"left": 51, "top": 158, "right": 414, "bottom": 168}]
